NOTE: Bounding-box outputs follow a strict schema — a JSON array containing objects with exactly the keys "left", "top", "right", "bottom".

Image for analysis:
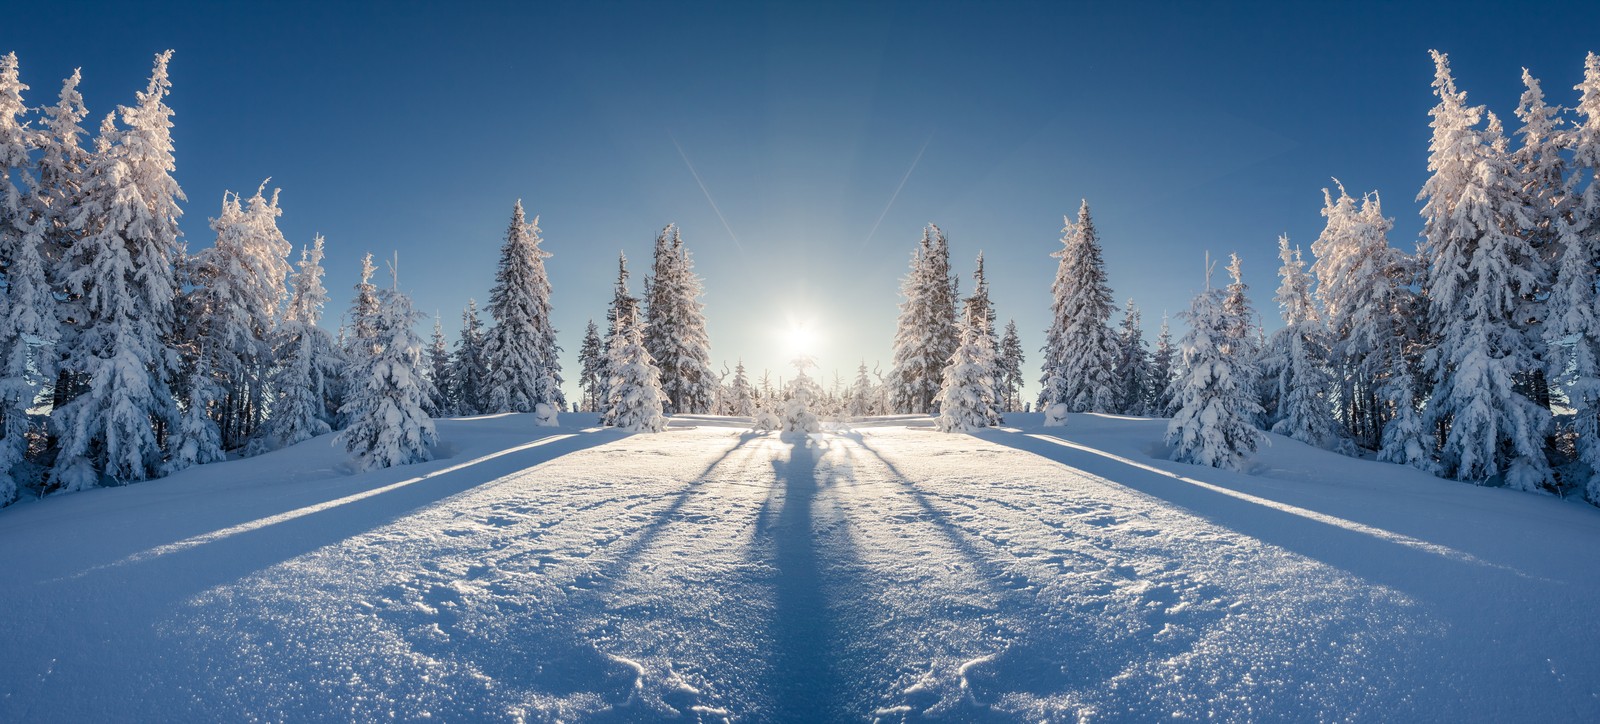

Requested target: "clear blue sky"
[{"left": 12, "top": 1, "right": 1600, "bottom": 404}]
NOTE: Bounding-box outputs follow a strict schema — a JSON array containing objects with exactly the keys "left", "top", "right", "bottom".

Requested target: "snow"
[{"left": 2, "top": 412, "right": 1598, "bottom": 721}]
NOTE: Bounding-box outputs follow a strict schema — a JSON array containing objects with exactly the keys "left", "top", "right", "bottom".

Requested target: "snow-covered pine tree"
[
  {"left": 936, "top": 294, "right": 1001, "bottom": 432},
  {"left": 52, "top": 52, "right": 186, "bottom": 492},
  {"left": 889, "top": 224, "right": 958, "bottom": 414},
  {"left": 38, "top": 71, "right": 90, "bottom": 415},
  {"left": 1038, "top": 200, "right": 1119, "bottom": 423},
  {"left": 727, "top": 359, "right": 756, "bottom": 416},
  {"left": 1510, "top": 68, "right": 1567, "bottom": 412},
  {"left": 602, "top": 264, "right": 667, "bottom": 433},
  {"left": 1418, "top": 51, "right": 1551, "bottom": 491},
  {"left": 483, "top": 201, "right": 562, "bottom": 423},
  {"left": 185, "top": 183, "right": 292, "bottom": 450},
  {"left": 1148, "top": 313, "right": 1177, "bottom": 415},
  {"left": 450, "top": 299, "right": 490, "bottom": 416},
  {"left": 601, "top": 253, "right": 638, "bottom": 409},
  {"left": 1111, "top": 299, "right": 1152, "bottom": 415},
  {"left": 425, "top": 314, "right": 454, "bottom": 417},
  {"left": 783, "top": 355, "right": 823, "bottom": 433},
  {"left": 256, "top": 235, "right": 338, "bottom": 451},
  {"left": 848, "top": 361, "right": 877, "bottom": 417},
  {"left": 1167, "top": 272, "right": 1265, "bottom": 471},
  {"left": 577, "top": 319, "right": 604, "bottom": 412},
  {"left": 0, "top": 53, "right": 55, "bottom": 502},
  {"left": 168, "top": 348, "right": 224, "bottom": 471},
  {"left": 997, "top": 320, "right": 1024, "bottom": 413},
  {"left": 1220, "top": 252, "right": 1264, "bottom": 426},
  {"left": 336, "top": 269, "right": 436, "bottom": 471},
  {"left": 643, "top": 224, "right": 715, "bottom": 415},
  {"left": 1548, "top": 51, "right": 1600, "bottom": 502},
  {"left": 965, "top": 252, "right": 999, "bottom": 357},
  {"left": 1260, "top": 235, "right": 1344, "bottom": 450}
]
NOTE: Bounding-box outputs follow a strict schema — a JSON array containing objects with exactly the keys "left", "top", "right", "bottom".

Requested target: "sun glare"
[{"left": 781, "top": 318, "right": 821, "bottom": 357}]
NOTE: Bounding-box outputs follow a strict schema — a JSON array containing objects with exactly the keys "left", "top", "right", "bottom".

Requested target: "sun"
[{"left": 780, "top": 317, "right": 822, "bottom": 358}]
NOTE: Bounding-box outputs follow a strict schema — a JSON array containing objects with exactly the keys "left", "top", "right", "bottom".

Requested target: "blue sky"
[{"left": 12, "top": 1, "right": 1600, "bottom": 403}]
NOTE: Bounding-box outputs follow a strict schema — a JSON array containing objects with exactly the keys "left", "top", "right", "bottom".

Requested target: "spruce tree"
[
  {"left": 602, "top": 265, "right": 667, "bottom": 433},
  {"left": 577, "top": 319, "right": 604, "bottom": 412},
  {"left": 936, "top": 295, "right": 1001, "bottom": 432},
  {"left": 1261, "top": 236, "right": 1344, "bottom": 450},
  {"left": 783, "top": 355, "right": 823, "bottom": 433},
  {"left": 1111, "top": 299, "right": 1152, "bottom": 415},
  {"left": 1038, "top": 200, "right": 1119, "bottom": 423},
  {"left": 52, "top": 52, "right": 185, "bottom": 491},
  {"left": 169, "top": 350, "right": 224, "bottom": 471},
  {"left": 337, "top": 274, "right": 436, "bottom": 471},
  {"left": 450, "top": 300, "right": 490, "bottom": 416},
  {"left": 644, "top": 224, "right": 715, "bottom": 415},
  {"left": 483, "top": 201, "right": 562, "bottom": 422},
  {"left": 1418, "top": 51, "right": 1551, "bottom": 491},
  {"left": 1167, "top": 277, "right": 1265, "bottom": 471},
  {"left": 727, "top": 359, "right": 756, "bottom": 416},
  {"left": 890, "top": 224, "right": 958, "bottom": 414},
  {"left": 1549, "top": 52, "right": 1600, "bottom": 501},
  {"left": 997, "top": 320, "right": 1024, "bottom": 413},
  {"left": 0, "top": 53, "right": 54, "bottom": 502},
  {"left": 256, "top": 236, "right": 337, "bottom": 451},
  {"left": 425, "top": 315, "right": 453, "bottom": 417}
]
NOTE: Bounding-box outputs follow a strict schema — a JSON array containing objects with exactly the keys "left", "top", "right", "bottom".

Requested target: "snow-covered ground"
[{"left": 2, "top": 412, "right": 1598, "bottom": 722}]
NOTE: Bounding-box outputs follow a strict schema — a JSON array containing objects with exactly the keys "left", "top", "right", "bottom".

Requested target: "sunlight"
[{"left": 779, "top": 316, "right": 823, "bottom": 359}]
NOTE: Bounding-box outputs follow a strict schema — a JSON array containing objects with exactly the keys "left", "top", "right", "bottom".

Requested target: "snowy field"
[{"left": 1, "top": 413, "right": 1598, "bottom": 722}]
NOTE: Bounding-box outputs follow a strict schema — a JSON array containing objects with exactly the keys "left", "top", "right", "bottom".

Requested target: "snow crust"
[{"left": 1, "top": 412, "right": 1597, "bottom": 721}]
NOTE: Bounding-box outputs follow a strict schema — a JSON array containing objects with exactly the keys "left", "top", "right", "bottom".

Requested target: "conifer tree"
[
  {"left": 1148, "top": 314, "right": 1178, "bottom": 415},
  {"left": 1038, "top": 201, "right": 1119, "bottom": 423},
  {"left": 577, "top": 319, "right": 604, "bottom": 412},
  {"left": 168, "top": 350, "right": 224, "bottom": 471},
  {"left": 644, "top": 224, "right": 715, "bottom": 414},
  {"left": 936, "top": 295, "right": 1001, "bottom": 432},
  {"left": 1167, "top": 274, "right": 1265, "bottom": 471},
  {"left": 890, "top": 224, "right": 958, "bottom": 414},
  {"left": 337, "top": 272, "right": 436, "bottom": 472},
  {"left": 848, "top": 361, "right": 877, "bottom": 417},
  {"left": 450, "top": 300, "right": 490, "bottom": 416},
  {"left": 1261, "top": 236, "right": 1344, "bottom": 450},
  {"left": 52, "top": 51, "right": 185, "bottom": 492},
  {"left": 0, "top": 53, "right": 54, "bottom": 502},
  {"left": 727, "top": 359, "right": 756, "bottom": 416},
  {"left": 256, "top": 236, "right": 337, "bottom": 451},
  {"left": 602, "top": 261, "right": 667, "bottom": 432},
  {"left": 997, "top": 320, "right": 1025, "bottom": 413},
  {"left": 1111, "top": 299, "right": 1152, "bottom": 415},
  {"left": 483, "top": 201, "right": 562, "bottom": 423},
  {"left": 783, "top": 355, "right": 823, "bottom": 433},
  {"left": 1418, "top": 51, "right": 1551, "bottom": 491},
  {"left": 35, "top": 70, "right": 91, "bottom": 416},
  {"left": 1549, "top": 51, "right": 1600, "bottom": 501},
  {"left": 425, "top": 315, "right": 453, "bottom": 417},
  {"left": 1510, "top": 68, "right": 1566, "bottom": 411}
]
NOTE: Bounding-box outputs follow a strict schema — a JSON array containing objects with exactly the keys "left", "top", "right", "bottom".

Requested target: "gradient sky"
[{"left": 12, "top": 1, "right": 1600, "bottom": 404}]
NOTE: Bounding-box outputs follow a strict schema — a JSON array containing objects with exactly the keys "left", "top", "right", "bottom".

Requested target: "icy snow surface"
[{"left": 2, "top": 412, "right": 1598, "bottom": 722}]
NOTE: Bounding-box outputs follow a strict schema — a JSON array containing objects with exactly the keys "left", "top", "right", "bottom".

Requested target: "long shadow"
[
  {"left": 767, "top": 432, "right": 840, "bottom": 722},
  {"left": 972, "top": 429, "right": 1552, "bottom": 606}
]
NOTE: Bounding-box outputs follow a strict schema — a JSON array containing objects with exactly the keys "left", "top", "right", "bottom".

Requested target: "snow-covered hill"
[{"left": 1, "top": 413, "right": 1596, "bottom": 722}]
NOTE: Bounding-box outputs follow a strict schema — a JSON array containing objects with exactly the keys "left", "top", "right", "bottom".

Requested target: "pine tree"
[
  {"left": 644, "top": 224, "right": 715, "bottom": 415},
  {"left": 52, "top": 51, "right": 185, "bottom": 492},
  {"left": 450, "top": 300, "right": 490, "bottom": 416},
  {"left": 0, "top": 53, "right": 54, "bottom": 502},
  {"left": 1418, "top": 51, "right": 1551, "bottom": 490},
  {"left": 1220, "top": 253, "right": 1263, "bottom": 426},
  {"left": 256, "top": 236, "right": 337, "bottom": 451},
  {"left": 336, "top": 271, "right": 436, "bottom": 471},
  {"left": 848, "top": 361, "right": 877, "bottom": 417},
  {"left": 1148, "top": 314, "right": 1178, "bottom": 416},
  {"left": 1167, "top": 276, "right": 1265, "bottom": 471},
  {"left": 1260, "top": 236, "right": 1344, "bottom": 450},
  {"left": 1111, "top": 299, "right": 1152, "bottom": 415},
  {"left": 1511, "top": 68, "right": 1566, "bottom": 412},
  {"left": 1549, "top": 52, "right": 1600, "bottom": 501},
  {"left": 168, "top": 349, "right": 224, "bottom": 471},
  {"left": 890, "top": 224, "right": 958, "bottom": 414},
  {"left": 483, "top": 201, "right": 562, "bottom": 423},
  {"left": 727, "top": 359, "right": 756, "bottom": 416},
  {"left": 577, "top": 319, "right": 604, "bottom": 412},
  {"left": 1038, "top": 200, "right": 1119, "bottom": 423},
  {"left": 425, "top": 315, "right": 453, "bottom": 416},
  {"left": 935, "top": 297, "right": 1001, "bottom": 432},
  {"left": 602, "top": 263, "right": 667, "bottom": 432},
  {"left": 185, "top": 183, "right": 291, "bottom": 449},
  {"left": 783, "top": 355, "right": 823, "bottom": 433},
  {"left": 38, "top": 71, "right": 91, "bottom": 415},
  {"left": 996, "top": 320, "right": 1024, "bottom": 413}
]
